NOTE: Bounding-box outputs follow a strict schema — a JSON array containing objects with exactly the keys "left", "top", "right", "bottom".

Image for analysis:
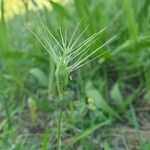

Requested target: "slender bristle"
[{"left": 27, "top": 13, "right": 117, "bottom": 73}]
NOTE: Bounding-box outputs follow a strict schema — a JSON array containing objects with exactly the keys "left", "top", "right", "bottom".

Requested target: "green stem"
[
  {"left": 3, "top": 95, "right": 11, "bottom": 128},
  {"left": 58, "top": 94, "right": 63, "bottom": 150}
]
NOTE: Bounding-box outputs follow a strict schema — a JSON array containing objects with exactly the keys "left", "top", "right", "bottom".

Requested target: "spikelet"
[{"left": 55, "top": 57, "right": 68, "bottom": 96}]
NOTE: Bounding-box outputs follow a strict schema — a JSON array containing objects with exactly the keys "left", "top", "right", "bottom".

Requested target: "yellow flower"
[
  {"left": 87, "top": 97, "right": 96, "bottom": 111},
  {"left": 88, "top": 104, "right": 96, "bottom": 111},
  {"left": 87, "top": 97, "right": 94, "bottom": 103}
]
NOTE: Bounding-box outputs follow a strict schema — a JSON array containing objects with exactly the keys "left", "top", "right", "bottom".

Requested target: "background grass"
[{"left": 0, "top": 0, "right": 150, "bottom": 149}]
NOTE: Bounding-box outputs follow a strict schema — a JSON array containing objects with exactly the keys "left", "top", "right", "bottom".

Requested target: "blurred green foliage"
[{"left": 0, "top": 0, "right": 150, "bottom": 149}]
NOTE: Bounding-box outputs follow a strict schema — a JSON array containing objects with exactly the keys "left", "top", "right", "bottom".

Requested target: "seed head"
[
  {"left": 27, "top": 13, "right": 117, "bottom": 95},
  {"left": 55, "top": 57, "right": 68, "bottom": 96}
]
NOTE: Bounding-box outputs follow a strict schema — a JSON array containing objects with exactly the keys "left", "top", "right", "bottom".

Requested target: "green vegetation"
[{"left": 0, "top": 0, "right": 150, "bottom": 149}]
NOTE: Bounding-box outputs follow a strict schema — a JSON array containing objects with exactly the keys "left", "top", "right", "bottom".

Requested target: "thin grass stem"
[{"left": 58, "top": 94, "right": 63, "bottom": 150}]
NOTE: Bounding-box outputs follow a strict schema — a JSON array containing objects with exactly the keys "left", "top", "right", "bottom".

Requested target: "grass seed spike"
[{"left": 27, "top": 13, "right": 117, "bottom": 149}]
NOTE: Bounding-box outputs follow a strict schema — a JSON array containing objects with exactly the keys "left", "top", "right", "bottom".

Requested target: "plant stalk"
[
  {"left": 58, "top": 94, "right": 63, "bottom": 150},
  {"left": 55, "top": 62, "right": 68, "bottom": 149}
]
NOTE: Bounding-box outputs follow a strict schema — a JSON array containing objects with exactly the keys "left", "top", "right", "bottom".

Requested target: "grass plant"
[{"left": 27, "top": 13, "right": 117, "bottom": 149}]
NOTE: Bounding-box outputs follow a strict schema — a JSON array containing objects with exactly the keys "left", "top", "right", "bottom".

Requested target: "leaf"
[
  {"left": 29, "top": 68, "right": 48, "bottom": 86},
  {"left": 42, "top": 128, "right": 50, "bottom": 150},
  {"left": 49, "top": 1, "right": 71, "bottom": 19},
  {"left": 68, "top": 119, "right": 112, "bottom": 145},
  {"left": 85, "top": 81, "right": 120, "bottom": 119},
  {"left": 111, "top": 83, "right": 124, "bottom": 110},
  {"left": 112, "top": 36, "right": 150, "bottom": 56},
  {"left": 125, "top": 86, "right": 141, "bottom": 107},
  {"left": 104, "top": 140, "right": 111, "bottom": 150},
  {"left": 0, "top": 120, "right": 7, "bottom": 131},
  {"left": 129, "top": 105, "right": 144, "bottom": 150},
  {"left": 123, "top": 0, "right": 138, "bottom": 47}
]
